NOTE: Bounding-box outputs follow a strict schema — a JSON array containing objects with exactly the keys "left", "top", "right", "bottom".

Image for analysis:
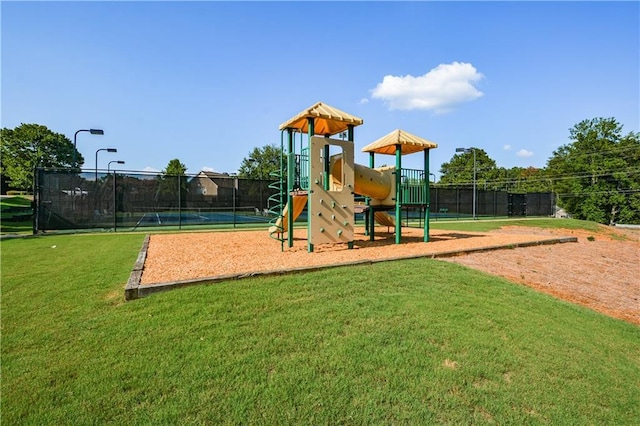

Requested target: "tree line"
[
  {"left": 438, "top": 118, "right": 639, "bottom": 224},
  {"left": 2, "top": 117, "right": 638, "bottom": 224}
]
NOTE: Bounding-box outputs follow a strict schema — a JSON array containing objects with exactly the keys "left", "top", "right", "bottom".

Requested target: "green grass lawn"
[
  {"left": 0, "top": 196, "right": 33, "bottom": 234},
  {"left": 1, "top": 222, "right": 639, "bottom": 424}
]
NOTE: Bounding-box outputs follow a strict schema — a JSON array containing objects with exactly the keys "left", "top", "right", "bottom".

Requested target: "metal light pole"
[
  {"left": 74, "top": 128, "right": 104, "bottom": 168},
  {"left": 95, "top": 148, "right": 117, "bottom": 182},
  {"left": 248, "top": 158, "right": 263, "bottom": 211},
  {"left": 108, "top": 160, "right": 125, "bottom": 231},
  {"left": 108, "top": 160, "right": 125, "bottom": 174},
  {"left": 456, "top": 147, "right": 477, "bottom": 220},
  {"left": 93, "top": 148, "right": 117, "bottom": 216}
]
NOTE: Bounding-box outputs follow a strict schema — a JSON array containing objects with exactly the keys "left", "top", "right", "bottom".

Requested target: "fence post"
[
  {"left": 33, "top": 167, "right": 39, "bottom": 234},
  {"left": 434, "top": 186, "right": 438, "bottom": 221},
  {"left": 113, "top": 171, "right": 117, "bottom": 232},
  {"left": 233, "top": 177, "right": 237, "bottom": 228},
  {"left": 178, "top": 175, "right": 182, "bottom": 230}
]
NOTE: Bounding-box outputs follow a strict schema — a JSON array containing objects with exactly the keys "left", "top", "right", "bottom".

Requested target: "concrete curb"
[{"left": 124, "top": 235, "right": 578, "bottom": 300}]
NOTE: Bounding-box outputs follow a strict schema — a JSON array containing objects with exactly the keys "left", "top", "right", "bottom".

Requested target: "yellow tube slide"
[{"left": 330, "top": 157, "right": 392, "bottom": 200}]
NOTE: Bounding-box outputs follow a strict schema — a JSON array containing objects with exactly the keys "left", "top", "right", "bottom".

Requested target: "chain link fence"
[
  {"left": 34, "top": 169, "right": 555, "bottom": 233},
  {"left": 34, "top": 169, "right": 275, "bottom": 232},
  {"left": 429, "top": 187, "right": 555, "bottom": 219}
]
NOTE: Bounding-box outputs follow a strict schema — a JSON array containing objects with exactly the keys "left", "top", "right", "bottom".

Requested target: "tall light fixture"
[
  {"left": 247, "top": 158, "right": 262, "bottom": 179},
  {"left": 95, "top": 148, "right": 117, "bottom": 182},
  {"left": 248, "top": 158, "right": 264, "bottom": 211},
  {"left": 108, "top": 159, "right": 124, "bottom": 232},
  {"left": 74, "top": 128, "right": 104, "bottom": 168},
  {"left": 456, "top": 147, "right": 477, "bottom": 220},
  {"left": 108, "top": 160, "right": 125, "bottom": 174}
]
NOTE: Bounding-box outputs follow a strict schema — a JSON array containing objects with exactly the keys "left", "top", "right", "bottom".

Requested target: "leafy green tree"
[
  {"left": 238, "top": 144, "right": 284, "bottom": 180},
  {"left": 487, "top": 167, "right": 552, "bottom": 192},
  {"left": 439, "top": 149, "right": 551, "bottom": 193},
  {"left": 438, "top": 148, "right": 497, "bottom": 188},
  {"left": 547, "top": 117, "right": 640, "bottom": 225},
  {"left": 163, "top": 158, "right": 187, "bottom": 176},
  {"left": 0, "top": 123, "right": 83, "bottom": 190},
  {"left": 156, "top": 158, "right": 188, "bottom": 208}
]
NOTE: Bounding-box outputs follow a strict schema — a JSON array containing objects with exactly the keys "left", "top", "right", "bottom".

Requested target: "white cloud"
[
  {"left": 503, "top": 144, "right": 512, "bottom": 151},
  {"left": 142, "top": 166, "right": 161, "bottom": 173},
  {"left": 359, "top": 98, "right": 369, "bottom": 104},
  {"left": 370, "top": 62, "right": 484, "bottom": 113},
  {"left": 201, "top": 166, "right": 217, "bottom": 172},
  {"left": 516, "top": 149, "right": 534, "bottom": 157}
]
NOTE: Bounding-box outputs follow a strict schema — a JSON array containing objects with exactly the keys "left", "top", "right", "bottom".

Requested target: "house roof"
[
  {"left": 191, "top": 171, "right": 232, "bottom": 183},
  {"left": 278, "top": 102, "right": 364, "bottom": 136},
  {"left": 361, "top": 129, "right": 438, "bottom": 155},
  {"left": 197, "top": 171, "right": 230, "bottom": 178}
]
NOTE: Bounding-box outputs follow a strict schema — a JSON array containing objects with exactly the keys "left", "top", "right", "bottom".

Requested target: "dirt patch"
[
  {"left": 139, "top": 225, "right": 639, "bottom": 326},
  {"left": 441, "top": 225, "right": 640, "bottom": 325}
]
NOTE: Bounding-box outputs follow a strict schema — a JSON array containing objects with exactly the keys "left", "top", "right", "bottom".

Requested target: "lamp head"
[
  {"left": 90, "top": 129, "right": 104, "bottom": 135},
  {"left": 107, "top": 148, "right": 117, "bottom": 153}
]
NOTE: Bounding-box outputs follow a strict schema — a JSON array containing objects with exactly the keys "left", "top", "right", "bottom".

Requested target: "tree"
[
  {"left": 238, "top": 144, "right": 284, "bottom": 180},
  {"left": 438, "top": 148, "right": 497, "bottom": 188},
  {"left": 0, "top": 123, "right": 84, "bottom": 190},
  {"left": 163, "top": 158, "right": 187, "bottom": 176},
  {"left": 156, "top": 158, "right": 188, "bottom": 208},
  {"left": 488, "top": 166, "right": 553, "bottom": 193},
  {"left": 439, "top": 149, "right": 553, "bottom": 193},
  {"left": 547, "top": 117, "right": 640, "bottom": 225}
]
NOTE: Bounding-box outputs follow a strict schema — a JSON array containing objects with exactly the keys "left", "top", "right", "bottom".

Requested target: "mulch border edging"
[
  {"left": 124, "top": 235, "right": 150, "bottom": 300},
  {"left": 124, "top": 235, "right": 577, "bottom": 300}
]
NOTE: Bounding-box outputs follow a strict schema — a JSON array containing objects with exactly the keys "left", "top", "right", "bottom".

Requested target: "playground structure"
[{"left": 268, "top": 102, "right": 438, "bottom": 252}]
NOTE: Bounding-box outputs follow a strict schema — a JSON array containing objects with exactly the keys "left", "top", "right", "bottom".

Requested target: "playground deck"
[{"left": 128, "top": 226, "right": 577, "bottom": 298}]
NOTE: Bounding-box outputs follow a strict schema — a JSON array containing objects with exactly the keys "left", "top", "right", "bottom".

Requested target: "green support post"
[
  {"left": 395, "top": 144, "right": 402, "bottom": 244},
  {"left": 424, "top": 148, "right": 430, "bottom": 242},
  {"left": 287, "top": 129, "right": 295, "bottom": 248},
  {"left": 307, "top": 117, "right": 315, "bottom": 253},
  {"left": 347, "top": 124, "right": 355, "bottom": 250},
  {"left": 368, "top": 152, "right": 375, "bottom": 240}
]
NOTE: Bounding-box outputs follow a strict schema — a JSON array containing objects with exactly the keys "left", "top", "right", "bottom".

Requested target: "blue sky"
[{"left": 2, "top": 1, "right": 638, "bottom": 178}]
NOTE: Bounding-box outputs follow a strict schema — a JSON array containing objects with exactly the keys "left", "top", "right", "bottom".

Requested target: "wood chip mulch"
[{"left": 139, "top": 225, "right": 639, "bottom": 326}]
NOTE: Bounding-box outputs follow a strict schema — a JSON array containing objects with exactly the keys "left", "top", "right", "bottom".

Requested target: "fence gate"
[{"left": 508, "top": 193, "right": 527, "bottom": 216}]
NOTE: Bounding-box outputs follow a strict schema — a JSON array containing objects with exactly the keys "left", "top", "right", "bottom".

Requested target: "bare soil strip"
[{"left": 442, "top": 226, "right": 640, "bottom": 326}]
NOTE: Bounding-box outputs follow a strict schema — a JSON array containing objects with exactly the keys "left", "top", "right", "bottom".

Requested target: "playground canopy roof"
[
  {"left": 361, "top": 129, "right": 438, "bottom": 155},
  {"left": 279, "top": 102, "right": 364, "bottom": 136}
]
